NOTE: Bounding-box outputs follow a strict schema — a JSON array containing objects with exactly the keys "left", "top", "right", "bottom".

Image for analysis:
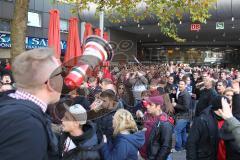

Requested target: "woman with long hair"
[
  {"left": 116, "top": 83, "right": 131, "bottom": 107},
  {"left": 101, "top": 109, "right": 145, "bottom": 160}
]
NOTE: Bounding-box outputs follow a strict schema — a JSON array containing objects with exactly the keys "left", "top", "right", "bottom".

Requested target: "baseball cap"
[
  {"left": 142, "top": 96, "right": 164, "bottom": 107},
  {"left": 64, "top": 104, "right": 87, "bottom": 125}
]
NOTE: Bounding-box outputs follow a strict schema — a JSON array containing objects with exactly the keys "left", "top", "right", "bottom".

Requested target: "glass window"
[
  {"left": 27, "top": 12, "right": 41, "bottom": 27},
  {"left": 0, "top": 19, "right": 10, "bottom": 32},
  {"left": 1, "top": 0, "right": 13, "bottom": 2},
  {"left": 60, "top": 19, "right": 68, "bottom": 33}
]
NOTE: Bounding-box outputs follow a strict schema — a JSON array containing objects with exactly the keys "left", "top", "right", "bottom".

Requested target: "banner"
[{"left": 0, "top": 33, "right": 67, "bottom": 51}]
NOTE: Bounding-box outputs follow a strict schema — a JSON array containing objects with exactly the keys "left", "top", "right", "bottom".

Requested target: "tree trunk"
[{"left": 10, "top": 0, "right": 29, "bottom": 59}]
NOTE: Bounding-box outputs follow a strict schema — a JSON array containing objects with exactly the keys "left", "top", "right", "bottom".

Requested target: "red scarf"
[{"left": 217, "top": 120, "right": 226, "bottom": 160}]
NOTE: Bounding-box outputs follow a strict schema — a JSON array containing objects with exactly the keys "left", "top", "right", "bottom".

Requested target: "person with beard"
[
  {"left": 186, "top": 96, "right": 230, "bottom": 160},
  {"left": 60, "top": 104, "right": 103, "bottom": 160},
  {"left": 89, "top": 89, "right": 121, "bottom": 140}
]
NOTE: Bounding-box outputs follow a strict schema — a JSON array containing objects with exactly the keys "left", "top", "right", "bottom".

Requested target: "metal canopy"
[{"left": 79, "top": 0, "right": 240, "bottom": 45}]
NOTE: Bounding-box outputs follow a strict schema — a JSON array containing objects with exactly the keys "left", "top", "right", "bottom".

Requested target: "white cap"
[{"left": 67, "top": 104, "right": 87, "bottom": 125}]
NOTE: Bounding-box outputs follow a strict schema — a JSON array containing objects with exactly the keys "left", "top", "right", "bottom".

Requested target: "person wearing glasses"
[{"left": 0, "top": 48, "right": 63, "bottom": 160}]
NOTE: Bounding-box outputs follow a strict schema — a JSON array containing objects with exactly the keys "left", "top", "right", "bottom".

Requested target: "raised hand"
[{"left": 218, "top": 98, "right": 233, "bottom": 120}]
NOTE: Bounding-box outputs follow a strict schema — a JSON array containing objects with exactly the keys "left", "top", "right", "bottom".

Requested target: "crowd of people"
[{"left": 0, "top": 48, "right": 240, "bottom": 160}]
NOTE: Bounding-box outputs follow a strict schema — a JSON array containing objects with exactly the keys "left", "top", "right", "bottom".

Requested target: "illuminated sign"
[
  {"left": 191, "top": 24, "right": 201, "bottom": 31},
  {"left": 216, "top": 22, "right": 224, "bottom": 30}
]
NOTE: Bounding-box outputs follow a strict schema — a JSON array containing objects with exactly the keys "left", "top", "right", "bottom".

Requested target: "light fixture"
[
  {"left": 179, "top": 21, "right": 182, "bottom": 24},
  {"left": 138, "top": 24, "right": 140, "bottom": 28},
  {"left": 157, "top": 22, "right": 160, "bottom": 26},
  {"left": 120, "top": 26, "right": 123, "bottom": 29},
  {"left": 231, "top": 0, "right": 234, "bottom": 22},
  {"left": 141, "top": 26, "right": 144, "bottom": 30}
]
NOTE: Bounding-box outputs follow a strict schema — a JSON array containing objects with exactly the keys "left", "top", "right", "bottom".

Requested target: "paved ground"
[{"left": 172, "top": 150, "right": 186, "bottom": 160}]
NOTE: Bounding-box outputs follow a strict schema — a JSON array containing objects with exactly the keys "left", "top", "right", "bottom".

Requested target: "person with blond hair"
[
  {"left": 101, "top": 109, "right": 145, "bottom": 160},
  {"left": 0, "top": 48, "right": 63, "bottom": 160}
]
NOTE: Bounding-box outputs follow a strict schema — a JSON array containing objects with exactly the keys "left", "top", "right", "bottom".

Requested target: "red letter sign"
[{"left": 191, "top": 24, "right": 201, "bottom": 31}]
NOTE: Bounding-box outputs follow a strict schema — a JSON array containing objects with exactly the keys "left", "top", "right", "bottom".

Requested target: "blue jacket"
[{"left": 101, "top": 131, "right": 145, "bottom": 160}]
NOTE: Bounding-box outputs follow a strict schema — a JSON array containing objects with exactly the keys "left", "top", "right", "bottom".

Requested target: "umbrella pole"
[{"left": 100, "top": 11, "right": 104, "bottom": 38}]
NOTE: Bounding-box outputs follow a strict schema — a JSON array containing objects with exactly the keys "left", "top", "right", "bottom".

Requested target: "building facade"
[{"left": 0, "top": 0, "right": 138, "bottom": 62}]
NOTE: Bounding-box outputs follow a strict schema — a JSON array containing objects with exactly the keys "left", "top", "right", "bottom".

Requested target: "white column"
[
  {"left": 99, "top": 11, "right": 104, "bottom": 38},
  {"left": 80, "top": 22, "right": 86, "bottom": 43}
]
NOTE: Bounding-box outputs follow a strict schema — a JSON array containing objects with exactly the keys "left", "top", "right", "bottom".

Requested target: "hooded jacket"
[
  {"left": 60, "top": 122, "right": 103, "bottom": 160},
  {"left": 101, "top": 131, "right": 145, "bottom": 160}
]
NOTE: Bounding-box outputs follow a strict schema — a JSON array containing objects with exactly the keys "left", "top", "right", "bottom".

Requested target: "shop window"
[
  {"left": 0, "top": 19, "right": 10, "bottom": 32},
  {"left": 60, "top": 19, "right": 68, "bottom": 33},
  {"left": 27, "top": 12, "right": 42, "bottom": 27}
]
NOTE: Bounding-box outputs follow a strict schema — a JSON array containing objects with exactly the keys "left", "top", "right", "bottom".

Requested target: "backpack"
[{"left": 146, "top": 114, "right": 174, "bottom": 160}]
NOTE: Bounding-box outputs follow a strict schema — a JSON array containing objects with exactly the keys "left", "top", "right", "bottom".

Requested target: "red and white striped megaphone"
[{"left": 64, "top": 36, "right": 114, "bottom": 89}]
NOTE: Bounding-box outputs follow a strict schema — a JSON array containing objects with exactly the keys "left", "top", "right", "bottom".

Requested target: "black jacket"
[
  {"left": 0, "top": 96, "right": 58, "bottom": 160},
  {"left": 73, "top": 96, "right": 91, "bottom": 111},
  {"left": 175, "top": 89, "right": 191, "bottom": 120},
  {"left": 195, "top": 88, "right": 218, "bottom": 116},
  {"left": 147, "top": 120, "right": 173, "bottom": 160},
  {"left": 140, "top": 113, "right": 174, "bottom": 160},
  {"left": 92, "top": 106, "right": 119, "bottom": 139},
  {"left": 186, "top": 107, "right": 219, "bottom": 160},
  {"left": 60, "top": 122, "right": 103, "bottom": 160},
  {"left": 232, "top": 94, "right": 240, "bottom": 118}
]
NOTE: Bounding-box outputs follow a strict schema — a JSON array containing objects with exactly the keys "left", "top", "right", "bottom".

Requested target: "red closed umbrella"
[
  {"left": 64, "top": 17, "right": 82, "bottom": 66},
  {"left": 84, "top": 23, "right": 93, "bottom": 40},
  {"left": 94, "top": 28, "right": 101, "bottom": 37},
  {"left": 48, "top": 9, "right": 61, "bottom": 59}
]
